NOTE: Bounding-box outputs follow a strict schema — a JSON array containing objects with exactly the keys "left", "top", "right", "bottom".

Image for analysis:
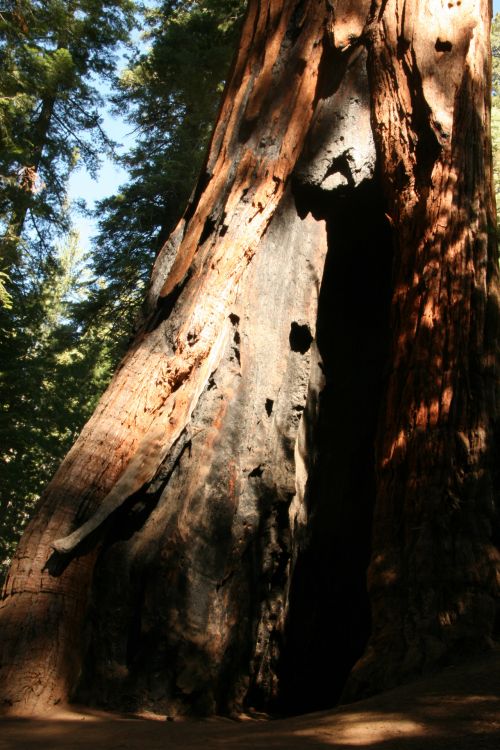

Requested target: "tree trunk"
[
  {"left": 1, "top": 95, "right": 56, "bottom": 270},
  {"left": 0, "top": 0, "right": 498, "bottom": 717}
]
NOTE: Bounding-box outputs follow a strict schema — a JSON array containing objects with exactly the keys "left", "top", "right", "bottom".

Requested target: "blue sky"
[
  {"left": 68, "top": 0, "right": 500, "bottom": 254},
  {"left": 67, "top": 106, "right": 133, "bottom": 252},
  {"left": 67, "top": 9, "right": 151, "bottom": 254},
  {"left": 67, "top": 61, "right": 137, "bottom": 252}
]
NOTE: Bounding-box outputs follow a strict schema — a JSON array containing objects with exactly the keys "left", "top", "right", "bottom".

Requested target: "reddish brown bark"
[
  {"left": 344, "top": 0, "right": 500, "bottom": 698},
  {"left": 0, "top": 0, "right": 498, "bottom": 717}
]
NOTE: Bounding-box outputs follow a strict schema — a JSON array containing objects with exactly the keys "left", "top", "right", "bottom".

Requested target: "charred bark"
[{"left": 0, "top": 0, "right": 498, "bottom": 717}]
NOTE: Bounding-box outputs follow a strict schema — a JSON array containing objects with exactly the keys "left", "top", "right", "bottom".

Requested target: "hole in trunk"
[
  {"left": 435, "top": 39, "right": 452, "bottom": 52},
  {"left": 289, "top": 322, "right": 313, "bottom": 353},
  {"left": 278, "top": 174, "right": 394, "bottom": 714},
  {"left": 265, "top": 398, "right": 274, "bottom": 416}
]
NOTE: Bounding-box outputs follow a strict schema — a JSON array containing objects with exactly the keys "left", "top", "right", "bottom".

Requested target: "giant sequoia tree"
[{"left": 0, "top": 0, "right": 499, "bottom": 717}]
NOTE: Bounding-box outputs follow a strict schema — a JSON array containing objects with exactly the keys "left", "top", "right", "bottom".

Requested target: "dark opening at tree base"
[{"left": 273, "top": 176, "right": 394, "bottom": 715}]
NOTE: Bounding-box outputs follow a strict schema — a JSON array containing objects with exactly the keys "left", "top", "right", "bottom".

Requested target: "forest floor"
[{"left": 1, "top": 649, "right": 499, "bottom": 749}]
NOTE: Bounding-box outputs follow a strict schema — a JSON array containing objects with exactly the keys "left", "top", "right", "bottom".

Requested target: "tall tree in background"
[
  {"left": 0, "top": 0, "right": 135, "bottom": 577},
  {"left": 0, "top": 230, "right": 118, "bottom": 577},
  {"left": 0, "top": 0, "right": 135, "bottom": 266},
  {"left": 0, "top": 0, "right": 499, "bottom": 719}
]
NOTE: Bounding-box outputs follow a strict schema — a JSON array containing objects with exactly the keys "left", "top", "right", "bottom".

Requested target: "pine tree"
[
  {"left": 0, "top": 0, "right": 136, "bottom": 271},
  {"left": 0, "top": 228, "right": 118, "bottom": 579},
  {"left": 0, "top": 0, "right": 137, "bottom": 580}
]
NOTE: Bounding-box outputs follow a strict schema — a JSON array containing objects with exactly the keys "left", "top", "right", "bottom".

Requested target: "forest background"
[{"left": 0, "top": 0, "right": 499, "bottom": 585}]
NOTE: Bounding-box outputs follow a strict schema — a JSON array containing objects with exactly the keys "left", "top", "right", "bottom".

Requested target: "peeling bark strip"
[
  {"left": 51, "top": 426, "right": 192, "bottom": 554},
  {"left": 1, "top": 0, "right": 499, "bottom": 717}
]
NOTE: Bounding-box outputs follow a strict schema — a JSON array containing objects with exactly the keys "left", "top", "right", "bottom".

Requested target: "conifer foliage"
[
  {"left": 0, "top": 0, "right": 135, "bottom": 263},
  {"left": 0, "top": 0, "right": 135, "bottom": 579}
]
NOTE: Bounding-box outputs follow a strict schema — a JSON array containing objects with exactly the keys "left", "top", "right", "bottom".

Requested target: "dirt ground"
[{"left": 1, "top": 650, "right": 499, "bottom": 749}]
